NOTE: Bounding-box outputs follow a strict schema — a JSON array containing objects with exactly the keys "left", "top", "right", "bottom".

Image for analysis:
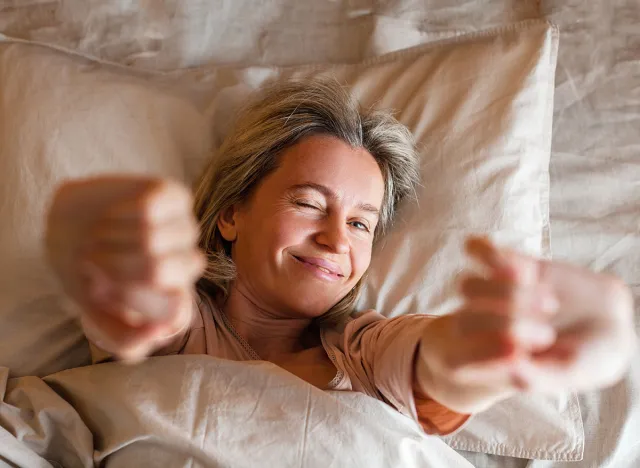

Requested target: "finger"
[
  {"left": 465, "top": 236, "right": 541, "bottom": 286},
  {"left": 507, "top": 356, "right": 572, "bottom": 393},
  {"left": 105, "top": 180, "right": 194, "bottom": 226},
  {"left": 120, "top": 288, "right": 182, "bottom": 322},
  {"left": 440, "top": 332, "right": 518, "bottom": 382},
  {"left": 465, "top": 236, "right": 516, "bottom": 280},
  {"left": 459, "top": 277, "right": 559, "bottom": 316},
  {"left": 459, "top": 275, "right": 514, "bottom": 299},
  {"left": 124, "top": 288, "right": 194, "bottom": 333},
  {"left": 507, "top": 332, "right": 588, "bottom": 392},
  {"left": 49, "top": 177, "right": 153, "bottom": 220},
  {"left": 453, "top": 307, "right": 556, "bottom": 350},
  {"left": 452, "top": 309, "right": 510, "bottom": 334},
  {"left": 81, "top": 295, "right": 192, "bottom": 362},
  {"left": 98, "top": 288, "right": 183, "bottom": 326},
  {"left": 81, "top": 307, "right": 170, "bottom": 359},
  {"left": 531, "top": 342, "right": 577, "bottom": 365},
  {"left": 90, "top": 217, "right": 200, "bottom": 256},
  {"left": 85, "top": 249, "right": 205, "bottom": 288}
]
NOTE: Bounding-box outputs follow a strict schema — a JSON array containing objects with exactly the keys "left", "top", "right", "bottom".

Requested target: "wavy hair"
[{"left": 193, "top": 78, "right": 419, "bottom": 327}]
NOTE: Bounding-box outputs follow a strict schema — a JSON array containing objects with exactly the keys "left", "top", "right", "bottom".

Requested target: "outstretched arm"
[
  {"left": 414, "top": 237, "right": 637, "bottom": 415},
  {"left": 46, "top": 176, "right": 205, "bottom": 363}
]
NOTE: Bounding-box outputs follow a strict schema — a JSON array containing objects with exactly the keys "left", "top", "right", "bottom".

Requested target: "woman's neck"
[{"left": 221, "top": 283, "right": 315, "bottom": 360}]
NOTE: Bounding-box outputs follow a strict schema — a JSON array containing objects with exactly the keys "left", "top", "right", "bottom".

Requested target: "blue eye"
[{"left": 350, "top": 221, "right": 370, "bottom": 232}]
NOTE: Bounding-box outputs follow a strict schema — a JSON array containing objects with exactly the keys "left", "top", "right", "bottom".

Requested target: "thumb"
[{"left": 465, "top": 236, "right": 541, "bottom": 286}]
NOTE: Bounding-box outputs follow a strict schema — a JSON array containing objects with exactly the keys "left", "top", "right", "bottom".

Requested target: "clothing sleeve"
[{"left": 324, "top": 311, "right": 471, "bottom": 436}]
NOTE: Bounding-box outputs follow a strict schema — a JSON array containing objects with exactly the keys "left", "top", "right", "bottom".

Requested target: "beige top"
[{"left": 91, "top": 292, "right": 469, "bottom": 435}]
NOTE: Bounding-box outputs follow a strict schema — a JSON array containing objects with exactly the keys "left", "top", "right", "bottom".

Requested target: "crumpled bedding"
[
  {"left": 0, "top": 356, "right": 474, "bottom": 468},
  {"left": 1, "top": 1, "right": 638, "bottom": 467}
]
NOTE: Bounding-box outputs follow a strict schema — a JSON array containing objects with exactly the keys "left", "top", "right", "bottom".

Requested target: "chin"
[{"left": 282, "top": 292, "right": 342, "bottom": 320}]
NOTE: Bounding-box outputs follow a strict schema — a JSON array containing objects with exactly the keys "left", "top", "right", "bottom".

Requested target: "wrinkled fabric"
[
  {"left": 0, "top": 0, "right": 541, "bottom": 69},
  {"left": 0, "top": 359, "right": 475, "bottom": 468}
]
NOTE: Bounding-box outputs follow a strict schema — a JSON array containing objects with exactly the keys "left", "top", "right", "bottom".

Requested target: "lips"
[{"left": 292, "top": 255, "right": 344, "bottom": 277}]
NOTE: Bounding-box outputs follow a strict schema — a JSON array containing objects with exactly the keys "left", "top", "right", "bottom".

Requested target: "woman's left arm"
[
  {"left": 413, "top": 237, "right": 637, "bottom": 416},
  {"left": 328, "top": 312, "right": 471, "bottom": 435}
]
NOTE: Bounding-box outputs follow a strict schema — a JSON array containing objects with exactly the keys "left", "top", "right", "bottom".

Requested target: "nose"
[{"left": 315, "top": 217, "right": 350, "bottom": 255}]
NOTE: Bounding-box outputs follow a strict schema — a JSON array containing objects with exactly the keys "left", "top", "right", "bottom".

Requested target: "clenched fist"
[
  {"left": 416, "top": 237, "right": 637, "bottom": 414},
  {"left": 45, "top": 176, "right": 205, "bottom": 361}
]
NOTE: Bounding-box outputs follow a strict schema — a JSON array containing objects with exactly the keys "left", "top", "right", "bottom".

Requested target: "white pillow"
[
  {"left": 0, "top": 21, "right": 582, "bottom": 460},
  {"left": 0, "top": 40, "right": 209, "bottom": 377}
]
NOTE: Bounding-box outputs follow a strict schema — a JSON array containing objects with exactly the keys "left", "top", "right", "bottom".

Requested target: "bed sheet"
[
  {"left": 1, "top": 1, "right": 638, "bottom": 467},
  {"left": 0, "top": 357, "right": 476, "bottom": 468}
]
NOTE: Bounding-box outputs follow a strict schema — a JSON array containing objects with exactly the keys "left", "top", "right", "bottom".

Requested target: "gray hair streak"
[{"left": 193, "top": 77, "right": 420, "bottom": 326}]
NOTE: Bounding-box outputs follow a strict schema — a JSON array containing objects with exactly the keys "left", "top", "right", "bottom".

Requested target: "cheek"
[
  {"left": 350, "top": 240, "right": 373, "bottom": 280},
  {"left": 263, "top": 211, "right": 314, "bottom": 256}
]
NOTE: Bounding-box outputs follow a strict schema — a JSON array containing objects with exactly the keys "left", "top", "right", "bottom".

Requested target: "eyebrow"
[{"left": 288, "top": 182, "right": 380, "bottom": 216}]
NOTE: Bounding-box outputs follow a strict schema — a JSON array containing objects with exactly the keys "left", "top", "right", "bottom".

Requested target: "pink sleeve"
[{"left": 324, "top": 311, "right": 470, "bottom": 436}]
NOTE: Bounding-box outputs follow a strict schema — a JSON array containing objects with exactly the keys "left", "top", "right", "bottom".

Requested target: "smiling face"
[{"left": 217, "top": 134, "right": 385, "bottom": 319}]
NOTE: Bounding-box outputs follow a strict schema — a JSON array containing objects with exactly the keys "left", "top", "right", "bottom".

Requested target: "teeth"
[{"left": 317, "top": 266, "right": 331, "bottom": 274}]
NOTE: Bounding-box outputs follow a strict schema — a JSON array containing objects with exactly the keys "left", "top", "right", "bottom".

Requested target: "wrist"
[{"left": 415, "top": 318, "right": 514, "bottom": 414}]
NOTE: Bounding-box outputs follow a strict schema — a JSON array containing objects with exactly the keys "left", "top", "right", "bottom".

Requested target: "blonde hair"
[{"left": 194, "top": 78, "right": 419, "bottom": 327}]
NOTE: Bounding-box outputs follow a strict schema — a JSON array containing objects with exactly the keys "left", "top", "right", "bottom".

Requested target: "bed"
[{"left": 0, "top": 1, "right": 638, "bottom": 467}]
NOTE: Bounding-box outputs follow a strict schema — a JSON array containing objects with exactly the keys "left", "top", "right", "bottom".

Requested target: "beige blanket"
[{"left": 0, "top": 356, "right": 473, "bottom": 468}]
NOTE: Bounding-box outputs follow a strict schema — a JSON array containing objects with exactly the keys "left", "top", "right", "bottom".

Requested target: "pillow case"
[
  {"left": 0, "top": 39, "right": 210, "bottom": 377},
  {"left": 0, "top": 21, "right": 581, "bottom": 460}
]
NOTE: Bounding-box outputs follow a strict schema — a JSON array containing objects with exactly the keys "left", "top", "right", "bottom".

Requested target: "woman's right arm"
[{"left": 45, "top": 176, "right": 205, "bottom": 362}]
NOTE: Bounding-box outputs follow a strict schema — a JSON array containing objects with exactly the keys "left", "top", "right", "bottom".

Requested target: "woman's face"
[{"left": 218, "top": 134, "right": 385, "bottom": 319}]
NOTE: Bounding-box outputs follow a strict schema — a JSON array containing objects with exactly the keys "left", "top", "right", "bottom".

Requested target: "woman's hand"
[
  {"left": 46, "top": 176, "right": 205, "bottom": 361},
  {"left": 415, "top": 236, "right": 637, "bottom": 414}
]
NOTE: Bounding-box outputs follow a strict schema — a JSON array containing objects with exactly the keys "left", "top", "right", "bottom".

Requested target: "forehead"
[{"left": 271, "top": 134, "right": 385, "bottom": 207}]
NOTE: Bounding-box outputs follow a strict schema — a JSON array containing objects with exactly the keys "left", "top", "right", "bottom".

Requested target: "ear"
[{"left": 217, "top": 205, "right": 239, "bottom": 242}]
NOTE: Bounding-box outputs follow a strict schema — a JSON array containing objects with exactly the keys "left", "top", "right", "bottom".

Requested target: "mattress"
[{"left": 1, "top": 1, "right": 638, "bottom": 467}]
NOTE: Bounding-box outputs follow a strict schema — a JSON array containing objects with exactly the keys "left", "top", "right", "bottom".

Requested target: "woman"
[{"left": 45, "top": 79, "right": 636, "bottom": 436}]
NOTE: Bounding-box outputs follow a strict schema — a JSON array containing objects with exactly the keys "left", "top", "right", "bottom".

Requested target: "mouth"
[{"left": 292, "top": 255, "right": 345, "bottom": 278}]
